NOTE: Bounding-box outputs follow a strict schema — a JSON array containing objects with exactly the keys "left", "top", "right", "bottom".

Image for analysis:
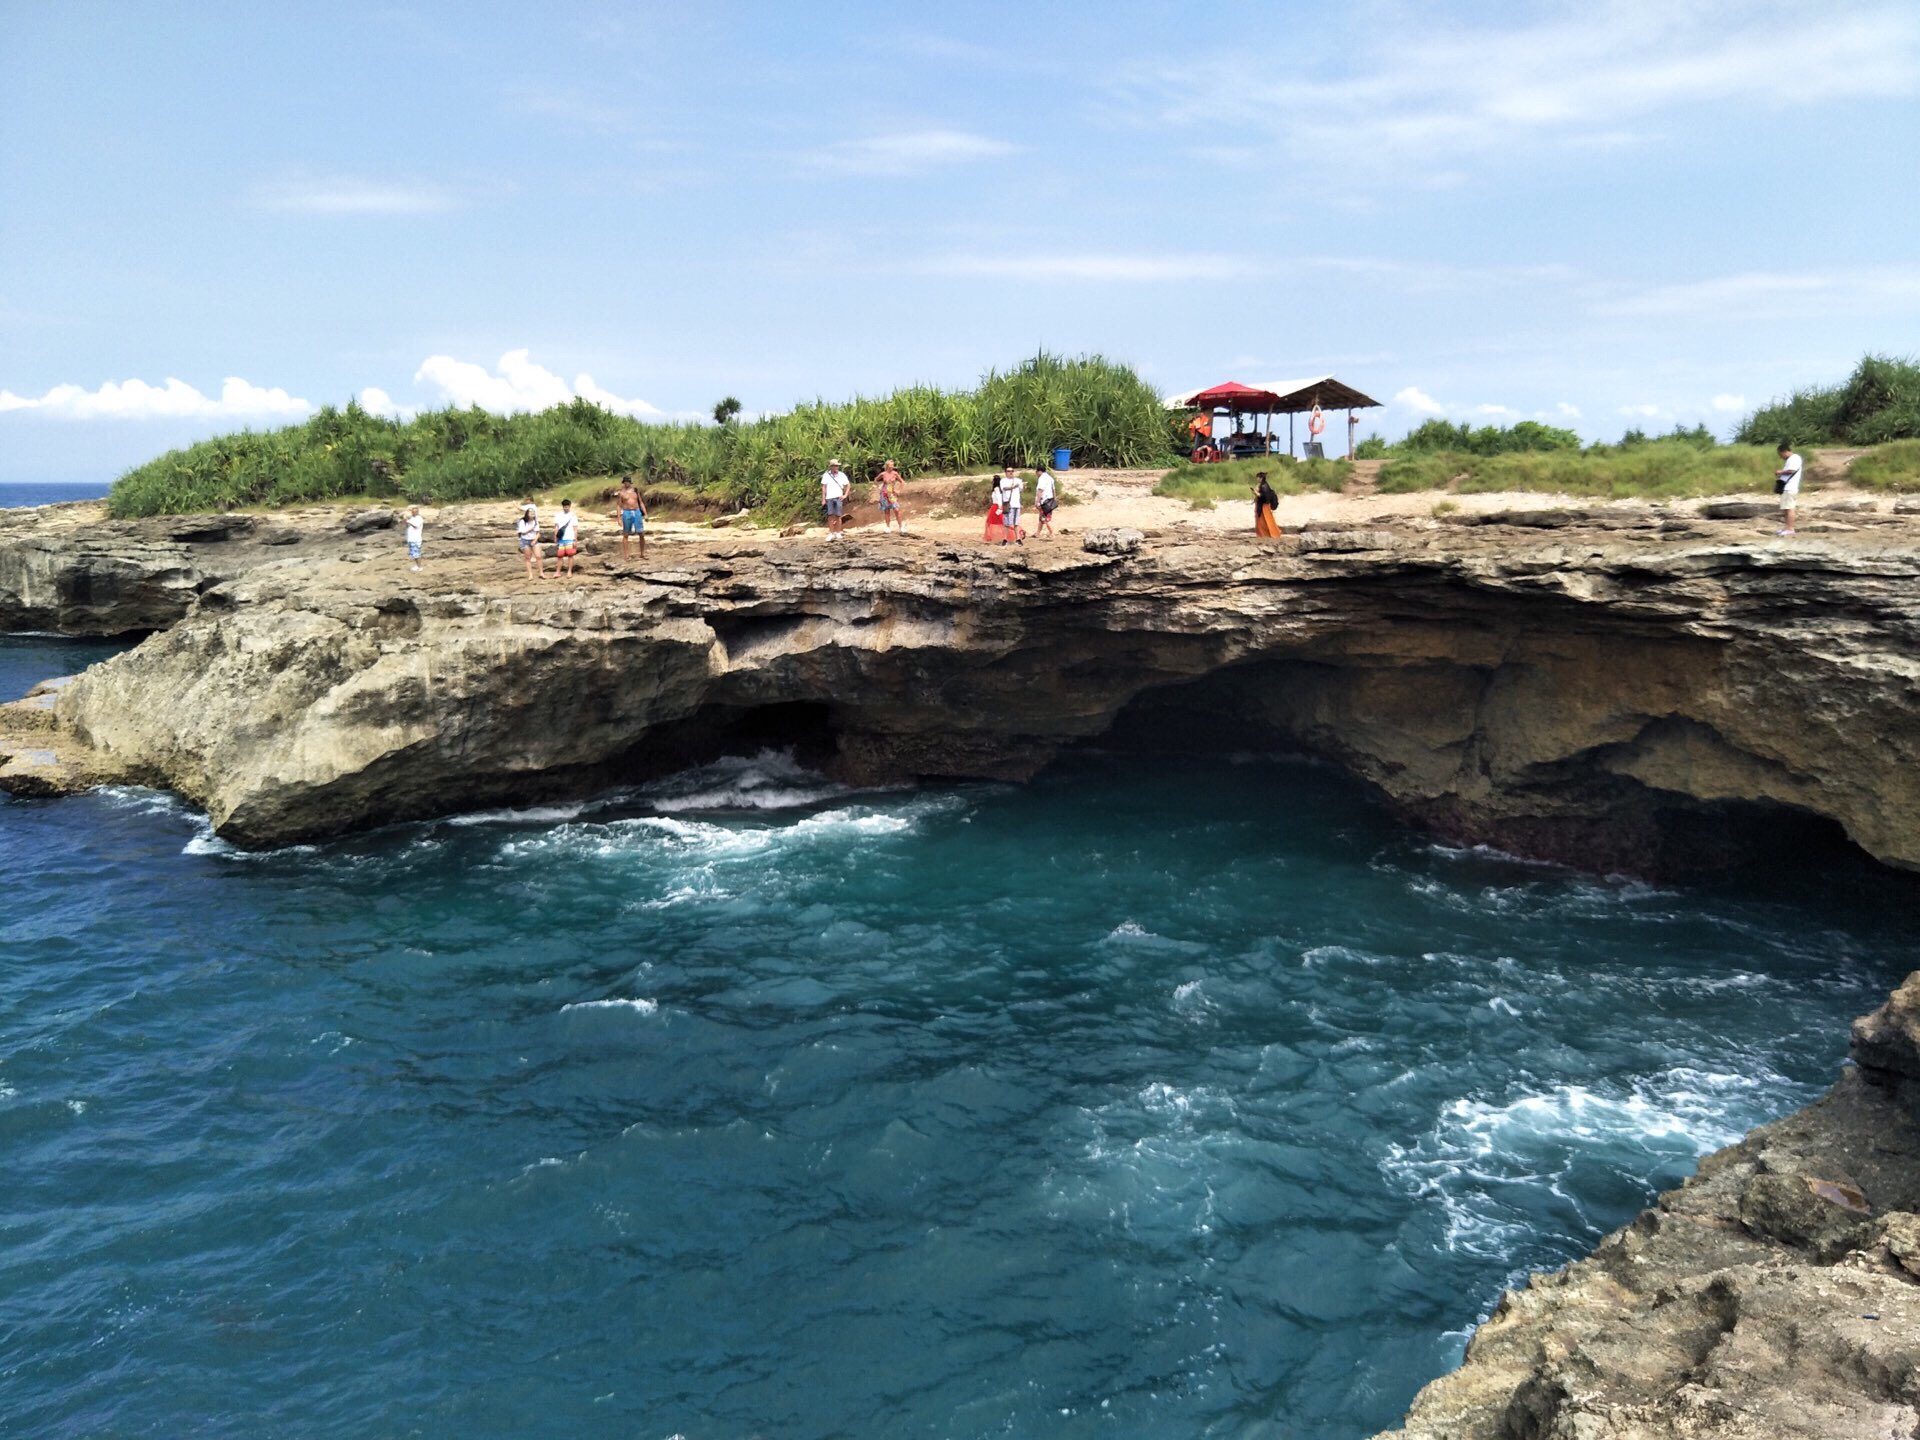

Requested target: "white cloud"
[
  {"left": 251, "top": 175, "right": 456, "bottom": 215},
  {"left": 1556, "top": 402, "right": 1582, "bottom": 419},
  {"left": 1475, "top": 403, "right": 1517, "bottom": 416},
  {"left": 1619, "top": 403, "right": 1664, "bottom": 418},
  {"left": 411, "top": 349, "right": 664, "bottom": 417},
  {"left": 1137, "top": 2, "right": 1920, "bottom": 168},
  {"left": 1710, "top": 393, "right": 1748, "bottom": 413},
  {"left": 806, "top": 129, "right": 1017, "bottom": 176},
  {"left": 358, "top": 386, "right": 416, "bottom": 420},
  {"left": 1394, "top": 385, "right": 1447, "bottom": 417},
  {"left": 0, "top": 376, "right": 311, "bottom": 421},
  {"left": 913, "top": 251, "right": 1248, "bottom": 282}
]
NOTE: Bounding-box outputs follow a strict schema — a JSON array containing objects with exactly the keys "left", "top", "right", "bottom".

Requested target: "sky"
[{"left": 5, "top": 0, "right": 1920, "bottom": 484}]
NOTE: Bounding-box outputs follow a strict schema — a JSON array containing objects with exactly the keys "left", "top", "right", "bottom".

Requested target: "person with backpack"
[{"left": 1034, "top": 466, "right": 1057, "bottom": 540}]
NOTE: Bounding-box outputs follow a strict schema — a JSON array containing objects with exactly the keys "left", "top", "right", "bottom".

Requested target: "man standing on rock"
[
  {"left": 996, "top": 464, "right": 1023, "bottom": 546},
  {"left": 1775, "top": 443, "right": 1803, "bottom": 537},
  {"left": 821, "top": 459, "right": 850, "bottom": 541},
  {"left": 616, "top": 474, "right": 647, "bottom": 561},
  {"left": 1033, "top": 465, "right": 1056, "bottom": 540}
]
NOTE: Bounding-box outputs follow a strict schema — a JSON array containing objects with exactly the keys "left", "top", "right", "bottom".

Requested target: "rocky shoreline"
[
  {"left": 4, "top": 495, "right": 1920, "bottom": 1435},
  {"left": 1371, "top": 976, "right": 1920, "bottom": 1440}
]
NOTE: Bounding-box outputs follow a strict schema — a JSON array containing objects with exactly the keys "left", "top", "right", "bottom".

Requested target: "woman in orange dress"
[{"left": 1253, "top": 471, "right": 1282, "bottom": 538}]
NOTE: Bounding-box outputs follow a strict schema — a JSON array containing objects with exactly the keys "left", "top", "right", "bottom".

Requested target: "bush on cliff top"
[
  {"left": 106, "top": 353, "right": 1173, "bottom": 521},
  {"left": 1737, "top": 354, "right": 1920, "bottom": 447}
]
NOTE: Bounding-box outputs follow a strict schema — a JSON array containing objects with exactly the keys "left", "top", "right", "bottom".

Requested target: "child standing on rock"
[
  {"left": 553, "top": 499, "right": 581, "bottom": 578},
  {"left": 405, "top": 506, "right": 424, "bottom": 571}
]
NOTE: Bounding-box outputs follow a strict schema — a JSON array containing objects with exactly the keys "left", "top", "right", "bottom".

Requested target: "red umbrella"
[{"left": 1180, "top": 381, "right": 1283, "bottom": 411}]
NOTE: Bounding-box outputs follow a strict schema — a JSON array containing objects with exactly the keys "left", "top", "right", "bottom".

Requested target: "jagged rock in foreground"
[
  {"left": 2, "top": 504, "right": 1919, "bottom": 866},
  {"left": 1372, "top": 976, "right": 1920, "bottom": 1440}
]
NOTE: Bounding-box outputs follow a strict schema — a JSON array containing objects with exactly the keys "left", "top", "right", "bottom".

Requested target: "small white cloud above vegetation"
[
  {"left": 1394, "top": 385, "right": 1447, "bottom": 416},
  {"left": 402, "top": 349, "right": 664, "bottom": 418},
  {"left": 0, "top": 376, "right": 311, "bottom": 421}
]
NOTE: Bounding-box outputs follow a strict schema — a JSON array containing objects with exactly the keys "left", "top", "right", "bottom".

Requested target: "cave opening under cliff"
[{"left": 1081, "top": 661, "right": 1893, "bottom": 884}]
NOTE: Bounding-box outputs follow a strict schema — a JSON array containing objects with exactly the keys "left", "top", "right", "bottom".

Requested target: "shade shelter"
[{"left": 1165, "top": 375, "right": 1382, "bottom": 459}]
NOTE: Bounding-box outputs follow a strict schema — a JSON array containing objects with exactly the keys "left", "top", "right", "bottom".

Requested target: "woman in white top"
[{"left": 516, "top": 502, "right": 545, "bottom": 580}]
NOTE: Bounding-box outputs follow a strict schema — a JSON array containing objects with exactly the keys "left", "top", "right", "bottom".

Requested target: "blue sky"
[{"left": 5, "top": 0, "right": 1919, "bottom": 484}]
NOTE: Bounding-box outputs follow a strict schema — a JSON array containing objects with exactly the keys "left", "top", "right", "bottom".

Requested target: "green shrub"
[
  {"left": 106, "top": 353, "right": 1175, "bottom": 520},
  {"left": 1395, "top": 418, "right": 1581, "bottom": 456},
  {"left": 1738, "top": 354, "right": 1920, "bottom": 447}
]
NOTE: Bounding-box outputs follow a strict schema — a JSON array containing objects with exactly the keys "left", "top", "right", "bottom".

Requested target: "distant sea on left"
[{"left": 0, "top": 482, "right": 111, "bottom": 509}]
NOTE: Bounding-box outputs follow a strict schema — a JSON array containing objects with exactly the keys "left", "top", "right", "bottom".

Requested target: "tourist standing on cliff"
[
  {"left": 1253, "top": 472, "right": 1282, "bottom": 538},
  {"left": 554, "top": 498, "right": 581, "bottom": 577},
  {"left": 516, "top": 501, "right": 545, "bottom": 580},
  {"left": 996, "top": 465, "right": 1023, "bottom": 546},
  {"left": 1034, "top": 466, "right": 1057, "bottom": 540},
  {"left": 875, "top": 460, "right": 906, "bottom": 534},
  {"left": 1775, "top": 443, "right": 1803, "bottom": 537},
  {"left": 616, "top": 474, "right": 647, "bottom": 561},
  {"left": 405, "top": 506, "right": 424, "bottom": 571},
  {"left": 821, "top": 459, "right": 850, "bottom": 540}
]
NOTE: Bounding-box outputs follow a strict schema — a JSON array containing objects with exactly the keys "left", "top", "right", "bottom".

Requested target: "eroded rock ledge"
[
  {"left": 1370, "top": 974, "right": 1920, "bottom": 1440},
  {"left": 1, "top": 501, "right": 1918, "bottom": 870}
]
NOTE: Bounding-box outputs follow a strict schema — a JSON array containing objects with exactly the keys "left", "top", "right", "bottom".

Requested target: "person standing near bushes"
[
  {"left": 616, "top": 473, "right": 647, "bottom": 561},
  {"left": 875, "top": 460, "right": 906, "bottom": 534},
  {"left": 1775, "top": 443, "right": 1803, "bottom": 537},
  {"left": 1034, "top": 465, "right": 1057, "bottom": 540},
  {"left": 404, "top": 505, "right": 424, "bottom": 571},
  {"left": 820, "top": 459, "right": 852, "bottom": 540},
  {"left": 996, "top": 464, "right": 1024, "bottom": 546}
]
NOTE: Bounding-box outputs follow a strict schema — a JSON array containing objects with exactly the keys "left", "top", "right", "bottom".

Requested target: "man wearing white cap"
[{"left": 820, "top": 458, "right": 851, "bottom": 540}]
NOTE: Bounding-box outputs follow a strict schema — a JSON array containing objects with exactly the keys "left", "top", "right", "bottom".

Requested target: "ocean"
[
  {"left": 0, "top": 482, "right": 111, "bottom": 509},
  {"left": 2, "top": 636, "right": 1913, "bottom": 1439}
]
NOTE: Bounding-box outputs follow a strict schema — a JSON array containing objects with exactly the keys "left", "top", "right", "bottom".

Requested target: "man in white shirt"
[
  {"left": 1033, "top": 467, "right": 1057, "bottom": 540},
  {"left": 1775, "top": 443, "right": 1803, "bottom": 537},
  {"left": 821, "top": 459, "right": 850, "bottom": 539},
  {"left": 996, "top": 464, "right": 1023, "bottom": 546}
]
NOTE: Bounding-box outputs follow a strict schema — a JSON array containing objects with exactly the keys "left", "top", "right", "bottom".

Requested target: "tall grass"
[
  {"left": 1154, "top": 455, "right": 1351, "bottom": 500},
  {"left": 1850, "top": 439, "right": 1920, "bottom": 491},
  {"left": 107, "top": 353, "right": 1173, "bottom": 521},
  {"left": 1380, "top": 442, "right": 1779, "bottom": 498},
  {"left": 1737, "top": 355, "right": 1920, "bottom": 447}
]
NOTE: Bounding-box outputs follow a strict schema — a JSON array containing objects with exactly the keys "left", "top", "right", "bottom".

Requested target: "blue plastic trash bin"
[{"left": 1051, "top": 447, "right": 1071, "bottom": 471}]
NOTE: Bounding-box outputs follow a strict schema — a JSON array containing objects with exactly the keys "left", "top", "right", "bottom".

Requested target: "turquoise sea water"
[{"left": 2, "top": 637, "right": 1914, "bottom": 1439}]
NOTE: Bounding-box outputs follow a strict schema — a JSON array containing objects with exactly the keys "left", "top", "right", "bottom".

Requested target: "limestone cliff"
[
  {"left": 4, "top": 503, "right": 1917, "bottom": 871},
  {"left": 1369, "top": 974, "right": 1920, "bottom": 1440}
]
